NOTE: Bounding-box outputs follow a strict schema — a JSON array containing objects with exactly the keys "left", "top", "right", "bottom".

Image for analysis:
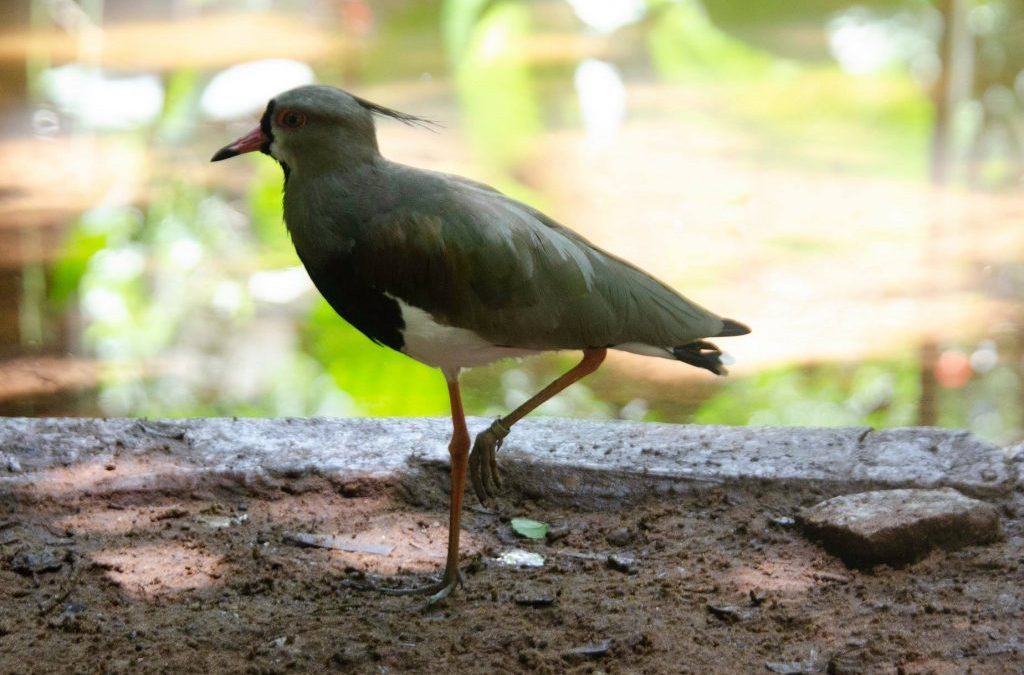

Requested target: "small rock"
[
  {"left": 195, "top": 514, "right": 233, "bottom": 529},
  {"left": 797, "top": 488, "right": 1002, "bottom": 567},
  {"left": 705, "top": 603, "right": 751, "bottom": 623},
  {"left": 151, "top": 507, "right": 189, "bottom": 522},
  {"left": 496, "top": 549, "right": 545, "bottom": 568},
  {"left": 769, "top": 516, "right": 796, "bottom": 528},
  {"left": 606, "top": 527, "right": 633, "bottom": 546},
  {"left": 45, "top": 601, "right": 88, "bottom": 632},
  {"left": 9, "top": 548, "right": 63, "bottom": 575},
  {"left": 812, "top": 572, "right": 851, "bottom": 584},
  {"left": 62, "top": 601, "right": 86, "bottom": 615},
  {"left": 564, "top": 639, "right": 611, "bottom": 660},
  {"left": 828, "top": 648, "right": 869, "bottom": 674},
  {"left": 196, "top": 513, "right": 248, "bottom": 529},
  {"left": 765, "top": 662, "right": 809, "bottom": 674},
  {"left": 0, "top": 529, "right": 19, "bottom": 546},
  {"left": 606, "top": 553, "right": 635, "bottom": 574},
  {"left": 545, "top": 525, "right": 571, "bottom": 543},
  {"left": 514, "top": 594, "right": 555, "bottom": 608}
]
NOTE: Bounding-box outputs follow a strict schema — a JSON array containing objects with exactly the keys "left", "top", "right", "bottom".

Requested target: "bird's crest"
[{"left": 353, "top": 95, "right": 441, "bottom": 130}]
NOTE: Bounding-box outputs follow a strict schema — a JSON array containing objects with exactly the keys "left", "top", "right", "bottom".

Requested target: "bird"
[{"left": 212, "top": 85, "right": 749, "bottom": 604}]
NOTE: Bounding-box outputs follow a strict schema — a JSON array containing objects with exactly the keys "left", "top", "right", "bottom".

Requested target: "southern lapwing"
[{"left": 212, "top": 85, "right": 749, "bottom": 604}]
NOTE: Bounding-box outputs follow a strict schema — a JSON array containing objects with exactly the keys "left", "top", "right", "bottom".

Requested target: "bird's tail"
[
  {"left": 716, "top": 318, "right": 751, "bottom": 337},
  {"left": 672, "top": 318, "right": 750, "bottom": 375}
]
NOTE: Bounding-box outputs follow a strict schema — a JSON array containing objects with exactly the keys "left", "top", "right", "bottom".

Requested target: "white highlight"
[
  {"left": 826, "top": 8, "right": 935, "bottom": 76},
  {"left": 566, "top": 0, "right": 645, "bottom": 34},
  {"left": 574, "top": 59, "right": 626, "bottom": 148},
  {"left": 201, "top": 60, "right": 315, "bottom": 120},
  {"left": 168, "top": 238, "right": 203, "bottom": 269},
  {"left": 248, "top": 267, "right": 314, "bottom": 304},
  {"left": 41, "top": 65, "right": 163, "bottom": 129},
  {"left": 212, "top": 281, "right": 244, "bottom": 315}
]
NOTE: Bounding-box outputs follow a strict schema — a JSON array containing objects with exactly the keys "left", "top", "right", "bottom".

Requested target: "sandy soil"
[{"left": 1, "top": 470, "right": 1021, "bottom": 674}]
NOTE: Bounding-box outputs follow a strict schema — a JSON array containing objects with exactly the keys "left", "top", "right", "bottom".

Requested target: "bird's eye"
[{"left": 277, "top": 110, "right": 307, "bottom": 129}]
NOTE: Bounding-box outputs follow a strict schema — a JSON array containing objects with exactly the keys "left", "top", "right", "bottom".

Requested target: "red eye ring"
[{"left": 277, "top": 109, "right": 307, "bottom": 129}]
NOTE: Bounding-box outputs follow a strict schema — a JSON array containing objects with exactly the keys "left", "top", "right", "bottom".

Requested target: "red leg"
[
  {"left": 369, "top": 371, "right": 471, "bottom": 604},
  {"left": 469, "top": 348, "right": 607, "bottom": 502},
  {"left": 437, "top": 375, "right": 471, "bottom": 597},
  {"left": 502, "top": 348, "right": 606, "bottom": 427}
]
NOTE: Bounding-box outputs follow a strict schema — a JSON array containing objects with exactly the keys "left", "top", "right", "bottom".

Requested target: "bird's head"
[{"left": 211, "top": 85, "right": 431, "bottom": 173}]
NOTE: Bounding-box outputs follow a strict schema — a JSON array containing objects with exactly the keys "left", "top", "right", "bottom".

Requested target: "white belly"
[{"left": 394, "top": 298, "right": 540, "bottom": 372}]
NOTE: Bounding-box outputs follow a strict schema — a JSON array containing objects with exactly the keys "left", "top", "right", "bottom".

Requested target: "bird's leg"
[
  {"left": 430, "top": 374, "right": 471, "bottom": 603},
  {"left": 370, "top": 373, "right": 471, "bottom": 605},
  {"left": 469, "top": 348, "right": 607, "bottom": 504}
]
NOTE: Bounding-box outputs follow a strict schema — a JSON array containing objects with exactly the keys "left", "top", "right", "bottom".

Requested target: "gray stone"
[
  {"left": 797, "top": 488, "right": 1002, "bottom": 567},
  {"left": 563, "top": 639, "right": 611, "bottom": 660},
  {"left": 605, "top": 527, "right": 632, "bottom": 546},
  {"left": 705, "top": 603, "right": 752, "bottom": 623},
  {"left": 0, "top": 418, "right": 1017, "bottom": 506},
  {"left": 9, "top": 547, "right": 64, "bottom": 575},
  {"left": 606, "top": 553, "right": 636, "bottom": 574}
]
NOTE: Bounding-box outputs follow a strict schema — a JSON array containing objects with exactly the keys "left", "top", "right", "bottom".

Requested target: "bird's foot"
[
  {"left": 345, "top": 569, "right": 464, "bottom": 607},
  {"left": 469, "top": 418, "right": 508, "bottom": 504}
]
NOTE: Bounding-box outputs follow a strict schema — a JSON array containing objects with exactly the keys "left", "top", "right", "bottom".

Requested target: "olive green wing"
[{"left": 355, "top": 175, "right": 725, "bottom": 350}]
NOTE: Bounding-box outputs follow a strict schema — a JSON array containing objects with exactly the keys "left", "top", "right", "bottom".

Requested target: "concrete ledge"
[{"left": 0, "top": 417, "right": 1018, "bottom": 504}]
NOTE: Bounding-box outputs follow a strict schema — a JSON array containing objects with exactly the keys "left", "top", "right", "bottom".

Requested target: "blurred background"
[{"left": 0, "top": 0, "right": 1022, "bottom": 445}]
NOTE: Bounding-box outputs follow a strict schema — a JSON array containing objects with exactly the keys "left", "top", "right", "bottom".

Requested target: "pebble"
[
  {"left": 705, "top": 603, "right": 751, "bottom": 623},
  {"left": 496, "top": 549, "right": 545, "bottom": 568},
  {"left": 545, "top": 525, "right": 571, "bottom": 543},
  {"left": 9, "top": 548, "right": 63, "bottom": 575},
  {"left": 564, "top": 639, "right": 611, "bottom": 660},
  {"left": 606, "top": 553, "right": 636, "bottom": 574},
  {"left": 605, "top": 527, "right": 633, "bottom": 546},
  {"left": 514, "top": 595, "right": 555, "bottom": 608}
]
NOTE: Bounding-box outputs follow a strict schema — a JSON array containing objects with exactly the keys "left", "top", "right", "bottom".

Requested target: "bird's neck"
[
  {"left": 282, "top": 160, "right": 388, "bottom": 266},
  {"left": 274, "top": 143, "right": 380, "bottom": 179}
]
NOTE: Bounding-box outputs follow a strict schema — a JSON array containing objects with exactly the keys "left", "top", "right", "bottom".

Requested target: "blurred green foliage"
[
  {"left": 303, "top": 299, "right": 449, "bottom": 416},
  {"left": 695, "top": 360, "right": 920, "bottom": 428},
  {"left": 26, "top": 0, "right": 1024, "bottom": 446},
  {"left": 444, "top": 0, "right": 542, "bottom": 171},
  {"left": 248, "top": 160, "right": 301, "bottom": 268},
  {"left": 647, "top": 1, "right": 774, "bottom": 81}
]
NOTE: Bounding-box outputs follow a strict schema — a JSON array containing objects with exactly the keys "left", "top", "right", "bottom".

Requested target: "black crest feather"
[{"left": 353, "top": 95, "right": 441, "bottom": 130}]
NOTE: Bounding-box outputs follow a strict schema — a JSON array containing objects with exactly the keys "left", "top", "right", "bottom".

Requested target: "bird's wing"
[{"left": 354, "top": 173, "right": 724, "bottom": 350}]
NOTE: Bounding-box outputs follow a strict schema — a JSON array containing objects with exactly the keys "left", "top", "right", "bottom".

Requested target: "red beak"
[{"left": 211, "top": 125, "right": 268, "bottom": 161}]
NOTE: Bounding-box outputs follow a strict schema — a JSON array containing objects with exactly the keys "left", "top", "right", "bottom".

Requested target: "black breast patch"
[{"left": 301, "top": 255, "right": 405, "bottom": 352}]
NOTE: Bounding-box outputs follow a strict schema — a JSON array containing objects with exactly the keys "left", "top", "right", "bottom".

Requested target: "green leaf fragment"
[{"left": 510, "top": 518, "right": 548, "bottom": 540}]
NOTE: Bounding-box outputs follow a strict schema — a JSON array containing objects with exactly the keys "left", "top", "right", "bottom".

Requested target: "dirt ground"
[{"left": 0, "top": 467, "right": 1021, "bottom": 674}]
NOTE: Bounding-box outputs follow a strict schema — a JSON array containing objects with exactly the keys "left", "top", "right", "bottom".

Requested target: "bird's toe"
[
  {"left": 424, "top": 576, "right": 461, "bottom": 608},
  {"left": 469, "top": 426, "right": 504, "bottom": 504}
]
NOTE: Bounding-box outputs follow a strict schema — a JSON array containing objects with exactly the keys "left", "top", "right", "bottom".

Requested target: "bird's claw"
[
  {"left": 346, "top": 568, "right": 465, "bottom": 608},
  {"left": 469, "top": 418, "right": 507, "bottom": 505}
]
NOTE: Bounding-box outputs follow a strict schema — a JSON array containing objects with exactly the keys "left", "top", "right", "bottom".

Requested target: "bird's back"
[{"left": 285, "top": 161, "right": 731, "bottom": 357}]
